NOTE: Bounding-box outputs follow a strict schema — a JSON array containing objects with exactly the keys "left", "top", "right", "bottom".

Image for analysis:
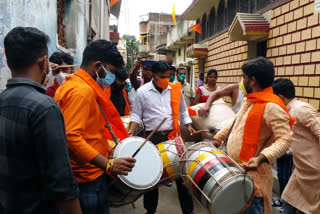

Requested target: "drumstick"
[
  {"left": 58, "top": 64, "right": 80, "bottom": 68},
  {"left": 190, "top": 128, "right": 219, "bottom": 136},
  {"left": 131, "top": 117, "right": 167, "bottom": 157}
]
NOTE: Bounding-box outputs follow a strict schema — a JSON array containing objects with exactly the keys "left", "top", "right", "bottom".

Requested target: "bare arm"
[
  {"left": 130, "top": 60, "right": 142, "bottom": 91},
  {"left": 58, "top": 199, "right": 82, "bottom": 214},
  {"left": 198, "top": 84, "right": 237, "bottom": 117},
  {"left": 128, "top": 122, "right": 139, "bottom": 136}
]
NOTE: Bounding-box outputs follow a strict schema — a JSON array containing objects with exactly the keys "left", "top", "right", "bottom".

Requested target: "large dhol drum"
[
  {"left": 156, "top": 137, "right": 186, "bottom": 184},
  {"left": 108, "top": 137, "right": 163, "bottom": 207},
  {"left": 190, "top": 100, "right": 235, "bottom": 139},
  {"left": 180, "top": 142, "right": 254, "bottom": 214}
]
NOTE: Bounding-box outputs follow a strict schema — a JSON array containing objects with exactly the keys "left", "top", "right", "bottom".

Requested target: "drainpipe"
[{"left": 100, "top": 0, "right": 104, "bottom": 39}]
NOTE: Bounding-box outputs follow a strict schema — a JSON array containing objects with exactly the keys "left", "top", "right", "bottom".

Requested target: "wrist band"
[{"left": 106, "top": 159, "right": 114, "bottom": 173}]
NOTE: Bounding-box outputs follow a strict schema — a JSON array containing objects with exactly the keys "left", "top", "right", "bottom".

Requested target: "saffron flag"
[
  {"left": 110, "top": 0, "right": 119, "bottom": 8},
  {"left": 145, "top": 41, "right": 149, "bottom": 45},
  {"left": 189, "top": 23, "right": 202, "bottom": 35},
  {"left": 172, "top": 3, "right": 176, "bottom": 25},
  {"left": 140, "top": 35, "right": 147, "bottom": 40}
]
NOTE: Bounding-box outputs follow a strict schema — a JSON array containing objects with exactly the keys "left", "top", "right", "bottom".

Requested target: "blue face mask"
[
  {"left": 169, "top": 75, "right": 175, "bottom": 82},
  {"left": 96, "top": 66, "right": 116, "bottom": 89}
]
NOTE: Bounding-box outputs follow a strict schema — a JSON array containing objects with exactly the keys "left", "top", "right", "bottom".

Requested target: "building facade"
[
  {"left": 139, "top": 13, "right": 179, "bottom": 60},
  {"left": 0, "top": 0, "right": 117, "bottom": 91},
  {"left": 176, "top": 0, "right": 320, "bottom": 110}
]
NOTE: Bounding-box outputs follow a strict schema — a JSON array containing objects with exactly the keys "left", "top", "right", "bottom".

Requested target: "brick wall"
[
  {"left": 193, "top": 0, "right": 320, "bottom": 110},
  {"left": 267, "top": 0, "right": 320, "bottom": 110},
  {"left": 194, "top": 32, "right": 248, "bottom": 104},
  {"left": 139, "top": 22, "right": 147, "bottom": 33}
]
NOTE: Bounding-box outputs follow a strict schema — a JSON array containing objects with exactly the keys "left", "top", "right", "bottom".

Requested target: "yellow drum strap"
[
  {"left": 158, "top": 143, "right": 176, "bottom": 181},
  {"left": 108, "top": 140, "right": 115, "bottom": 149}
]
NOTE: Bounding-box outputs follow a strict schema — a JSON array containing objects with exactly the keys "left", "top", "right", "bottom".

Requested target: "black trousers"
[{"left": 143, "top": 132, "right": 194, "bottom": 214}]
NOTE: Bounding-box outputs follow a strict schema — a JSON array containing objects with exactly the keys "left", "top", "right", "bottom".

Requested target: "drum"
[
  {"left": 108, "top": 136, "right": 163, "bottom": 207},
  {"left": 156, "top": 137, "right": 186, "bottom": 184},
  {"left": 180, "top": 142, "right": 254, "bottom": 214}
]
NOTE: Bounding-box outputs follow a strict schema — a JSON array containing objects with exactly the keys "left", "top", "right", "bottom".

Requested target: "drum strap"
[{"left": 97, "top": 101, "right": 120, "bottom": 145}]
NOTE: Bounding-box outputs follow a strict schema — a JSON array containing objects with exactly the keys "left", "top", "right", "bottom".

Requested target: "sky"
[{"left": 110, "top": 0, "right": 193, "bottom": 39}]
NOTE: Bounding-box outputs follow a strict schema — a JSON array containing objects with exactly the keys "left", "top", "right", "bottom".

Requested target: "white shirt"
[{"left": 130, "top": 82, "right": 192, "bottom": 131}]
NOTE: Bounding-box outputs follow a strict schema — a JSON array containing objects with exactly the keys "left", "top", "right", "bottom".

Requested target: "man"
[
  {"left": 0, "top": 27, "right": 81, "bottom": 213},
  {"left": 109, "top": 68, "right": 131, "bottom": 116},
  {"left": 168, "top": 65, "right": 176, "bottom": 82},
  {"left": 197, "top": 80, "right": 246, "bottom": 116},
  {"left": 273, "top": 78, "right": 320, "bottom": 214},
  {"left": 46, "top": 51, "right": 75, "bottom": 97},
  {"left": 196, "top": 71, "right": 204, "bottom": 89},
  {"left": 130, "top": 58, "right": 154, "bottom": 91},
  {"left": 54, "top": 40, "right": 135, "bottom": 214},
  {"left": 129, "top": 61, "right": 195, "bottom": 214},
  {"left": 213, "top": 57, "right": 294, "bottom": 214},
  {"left": 176, "top": 67, "right": 194, "bottom": 106}
]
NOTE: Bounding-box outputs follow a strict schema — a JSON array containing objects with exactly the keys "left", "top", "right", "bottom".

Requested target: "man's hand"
[
  {"left": 198, "top": 104, "right": 210, "bottom": 117},
  {"left": 186, "top": 124, "right": 196, "bottom": 135},
  {"left": 212, "top": 139, "right": 221, "bottom": 148},
  {"left": 242, "top": 154, "right": 267, "bottom": 172},
  {"left": 50, "top": 62, "right": 60, "bottom": 75},
  {"left": 110, "top": 157, "right": 136, "bottom": 176}
]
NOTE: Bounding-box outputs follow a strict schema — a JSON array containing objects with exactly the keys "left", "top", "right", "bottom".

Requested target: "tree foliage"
[{"left": 122, "top": 35, "right": 139, "bottom": 71}]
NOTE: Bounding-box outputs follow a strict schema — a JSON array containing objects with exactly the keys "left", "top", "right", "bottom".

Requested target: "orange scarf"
[
  {"left": 74, "top": 69, "right": 129, "bottom": 144},
  {"left": 240, "top": 87, "right": 295, "bottom": 162},
  {"left": 122, "top": 89, "right": 131, "bottom": 116},
  {"left": 168, "top": 83, "right": 182, "bottom": 139}
]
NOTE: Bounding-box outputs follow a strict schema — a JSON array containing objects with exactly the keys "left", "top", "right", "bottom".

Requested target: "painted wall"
[{"left": 0, "top": 0, "right": 109, "bottom": 91}]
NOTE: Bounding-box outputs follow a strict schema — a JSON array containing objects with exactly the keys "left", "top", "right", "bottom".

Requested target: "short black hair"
[
  {"left": 242, "top": 57, "right": 275, "bottom": 89},
  {"left": 169, "top": 66, "right": 176, "bottom": 71},
  {"left": 49, "top": 51, "right": 74, "bottom": 65},
  {"left": 272, "top": 78, "right": 295, "bottom": 99},
  {"left": 177, "top": 67, "right": 186, "bottom": 73},
  {"left": 116, "top": 68, "right": 129, "bottom": 81},
  {"left": 81, "top": 39, "right": 124, "bottom": 69},
  {"left": 4, "top": 27, "right": 50, "bottom": 71},
  {"left": 152, "top": 60, "right": 169, "bottom": 74}
]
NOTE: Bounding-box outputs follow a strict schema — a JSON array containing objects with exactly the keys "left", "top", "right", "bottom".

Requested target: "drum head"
[
  {"left": 210, "top": 174, "right": 254, "bottom": 214},
  {"left": 114, "top": 137, "right": 163, "bottom": 190}
]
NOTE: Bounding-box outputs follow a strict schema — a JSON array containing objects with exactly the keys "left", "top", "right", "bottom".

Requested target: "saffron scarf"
[
  {"left": 240, "top": 87, "right": 295, "bottom": 162},
  {"left": 74, "top": 69, "right": 129, "bottom": 144},
  {"left": 168, "top": 83, "right": 182, "bottom": 140}
]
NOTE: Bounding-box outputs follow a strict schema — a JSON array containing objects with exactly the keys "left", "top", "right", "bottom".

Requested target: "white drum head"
[
  {"left": 210, "top": 174, "right": 254, "bottom": 214},
  {"left": 114, "top": 137, "right": 163, "bottom": 190}
]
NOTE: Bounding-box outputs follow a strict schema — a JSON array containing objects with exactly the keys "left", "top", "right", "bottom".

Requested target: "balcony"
[{"left": 167, "top": 20, "right": 196, "bottom": 50}]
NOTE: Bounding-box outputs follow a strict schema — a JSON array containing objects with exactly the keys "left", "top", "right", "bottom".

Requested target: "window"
[
  {"left": 195, "top": 19, "right": 200, "bottom": 43},
  {"left": 208, "top": 7, "right": 215, "bottom": 37},
  {"left": 239, "top": 0, "right": 249, "bottom": 12},
  {"left": 257, "top": 0, "right": 271, "bottom": 11},
  {"left": 201, "top": 14, "right": 207, "bottom": 41},
  {"left": 178, "top": 48, "right": 181, "bottom": 56},
  {"left": 257, "top": 41, "right": 267, "bottom": 57},
  {"left": 227, "top": 0, "right": 237, "bottom": 27},
  {"left": 250, "top": 0, "right": 256, "bottom": 12},
  {"left": 216, "top": 0, "right": 225, "bottom": 33}
]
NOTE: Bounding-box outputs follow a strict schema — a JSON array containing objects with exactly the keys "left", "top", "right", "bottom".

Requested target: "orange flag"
[
  {"left": 145, "top": 41, "right": 149, "bottom": 45},
  {"left": 189, "top": 23, "right": 202, "bottom": 35},
  {"left": 172, "top": 3, "right": 176, "bottom": 25},
  {"left": 110, "top": 0, "right": 119, "bottom": 8}
]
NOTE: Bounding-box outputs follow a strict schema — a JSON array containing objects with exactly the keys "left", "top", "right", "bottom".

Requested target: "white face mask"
[{"left": 55, "top": 72, "right": 72, "bottom": 85}]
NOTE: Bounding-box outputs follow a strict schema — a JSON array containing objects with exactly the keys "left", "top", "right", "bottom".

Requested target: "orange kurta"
[{"left": 54, "top": 69, "right": 110, "bottom": 183}]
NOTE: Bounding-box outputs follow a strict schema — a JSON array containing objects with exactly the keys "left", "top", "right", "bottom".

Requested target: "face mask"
[
  {"left": 96, "top": 66, "right": 116, "bottom": 89},
  {"left": 125, "top": 82, "right": 132, "bottom": 91},
  {"left": 178, "top": 74, "right": 186, "bottom": 82},
  {"left": 157, "top": 78, "right": 170, "bottom": 89},
  {"left": 55, "top": 72, "right": 72, "bottom": 85},
  {"left": 239, "top": 79, "right": 247, "bottom": 95},
  {"left": 169, "top": 75, "right": 175, "bottom": 82}
]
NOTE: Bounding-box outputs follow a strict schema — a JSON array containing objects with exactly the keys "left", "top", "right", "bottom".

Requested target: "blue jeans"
[
  {"left": 277, "top": 153, "right": 293, "bottom": 195},
  {"left": 245, "top": 197, "right": 264, "bottom": 214},
  {"left": 282, "top": 201, "right": 296, "bottom": 214},
  {"left": 79, "top": 175, "right": 109, "bottom": 214}
]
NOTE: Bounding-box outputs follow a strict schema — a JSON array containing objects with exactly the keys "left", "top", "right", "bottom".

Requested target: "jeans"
[
  {"left": 277, "top": 153, "right": 293, "bottom": 195},
  {"left": 143, "top": 132, "right": 194, "bottom": 214},
  {"left": 79, "top": 175, "right": 109, "bottom": 214},
  {"left": 282, "top": 201, "right": 297, "bottom": 214},
  {"left": 245, "top": 197, "right": 264, "bottom": 214}
]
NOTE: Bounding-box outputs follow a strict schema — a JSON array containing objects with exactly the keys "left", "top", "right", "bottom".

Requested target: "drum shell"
[
  {"left": 108, "top": 136, "right": 163, "bottom": 207},
  {"left": 156, "top": 137, "right": 185, "bottom": 184},
  {"left": 180, "top": 142, "right": 254, "bottom": 214}
]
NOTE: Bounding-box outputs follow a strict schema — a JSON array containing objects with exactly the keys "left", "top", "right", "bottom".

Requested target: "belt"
[{"left": 145, "top": 130, "right": 172, "bottom": 136}]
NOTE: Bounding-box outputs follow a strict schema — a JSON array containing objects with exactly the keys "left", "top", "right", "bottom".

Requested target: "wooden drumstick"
[
  {"left": 132, "top": 117, "right": 167, "bottom": 157},
  {"left": 57, "top": 64, "right": 80, "bottom": 68}
]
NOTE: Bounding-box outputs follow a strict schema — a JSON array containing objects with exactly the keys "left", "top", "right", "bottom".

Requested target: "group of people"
[{"left": 0, "top": 26, "right": 319, "bottom": 214}]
